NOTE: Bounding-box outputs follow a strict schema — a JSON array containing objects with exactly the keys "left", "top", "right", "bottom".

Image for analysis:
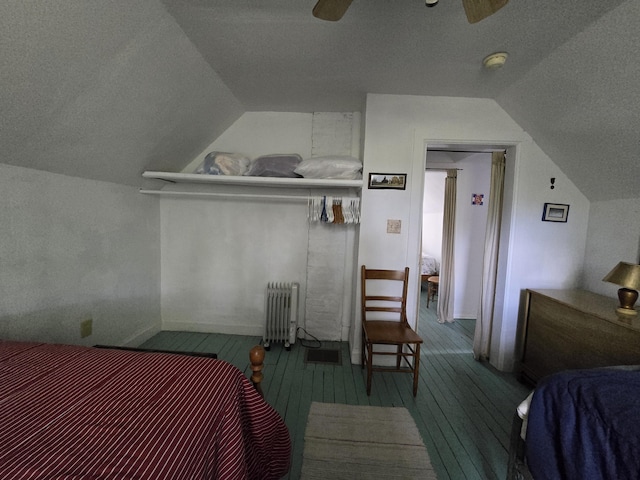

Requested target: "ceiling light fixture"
[
  {"left": 426, "top": 0, "right": 439, "bottom": 7},
  {"left": 483, "top": 52, "right": 508, "bottom": 69}
]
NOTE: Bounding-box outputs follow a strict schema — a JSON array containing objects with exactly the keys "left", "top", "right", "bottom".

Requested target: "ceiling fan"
[{"left": 313, "top": 0, "right": 509, "bottom": 24}]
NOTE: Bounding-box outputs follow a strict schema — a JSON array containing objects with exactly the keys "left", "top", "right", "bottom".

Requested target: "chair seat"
[{"left": 364, "top": 321, "right": 423, "bottom": 345}]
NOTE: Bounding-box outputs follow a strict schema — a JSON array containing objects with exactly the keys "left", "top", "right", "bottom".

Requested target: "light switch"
[{"left": 387, "top": 219, "right": 401, "bottom": 234}]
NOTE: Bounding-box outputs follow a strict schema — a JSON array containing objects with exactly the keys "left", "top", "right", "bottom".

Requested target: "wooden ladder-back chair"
[{"left": 361, "top": 265, "right": 424, "bottom": 396}]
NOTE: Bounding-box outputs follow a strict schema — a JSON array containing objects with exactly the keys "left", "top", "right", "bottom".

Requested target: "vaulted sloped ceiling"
[
  {"left": 1, "top": 1, "right": 243, "bottom": 186},
  {"left": 2, "top": 1, "right": 639, "bottom": 201},
  {"left": 496, "top": 0, "right": 640, "bottom": 202}
]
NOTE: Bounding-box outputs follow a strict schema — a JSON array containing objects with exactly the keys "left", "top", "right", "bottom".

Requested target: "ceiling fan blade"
[
  {"left": 462, "top": 0, "right": 509, "bottom": 24},
  {"left": 312, "top": 0, "right": 353, "bottom": 22}
]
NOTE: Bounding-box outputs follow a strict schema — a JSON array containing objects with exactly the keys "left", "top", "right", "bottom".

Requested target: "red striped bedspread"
[{"left": 0, "top": 341, "right": 291, "bottom": 479}]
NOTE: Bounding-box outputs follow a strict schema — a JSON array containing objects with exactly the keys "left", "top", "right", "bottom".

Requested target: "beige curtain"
[
  {"left": 473, "top": 151, "right": 506, "bottom": 360},
  {"left": 437, "top": 169, "right": 457, "bottom": 324}
]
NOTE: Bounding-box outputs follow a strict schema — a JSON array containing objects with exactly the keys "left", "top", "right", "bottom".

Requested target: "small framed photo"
[
  {"left": 542, "top": 203, "right": 570, "bottom": 222},
  {"left": 368, "top": 173, "right": 407, "bottom": 190},
  {"left": 472, "top": 193, "right": 484, "bottom": 205}
]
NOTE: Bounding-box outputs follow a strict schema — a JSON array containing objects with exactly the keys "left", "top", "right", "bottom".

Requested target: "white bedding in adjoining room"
[{"left": 421, "top": 254, "right": 439, "bottom": 276}]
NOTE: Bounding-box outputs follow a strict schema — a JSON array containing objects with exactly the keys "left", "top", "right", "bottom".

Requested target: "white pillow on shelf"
[{"left": 294, "top": 155, "right": 362, "bottom": 179}]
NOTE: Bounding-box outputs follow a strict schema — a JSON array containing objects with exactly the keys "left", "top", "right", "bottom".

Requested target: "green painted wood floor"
[{"left": 139, "top": 290, "right": 530, "bottom": 480}]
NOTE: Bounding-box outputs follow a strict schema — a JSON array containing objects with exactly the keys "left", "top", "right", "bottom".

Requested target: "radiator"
[{"left": 263, "top": 282, "right": 299, "bottom": 351}]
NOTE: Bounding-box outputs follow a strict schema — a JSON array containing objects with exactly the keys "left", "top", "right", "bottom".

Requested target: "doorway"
[
  {"left": 421, "top": 146, "right": 506, "bottom": 360},
  {"left": 422, "top": 150, "right": 491, "bottom": 318}
]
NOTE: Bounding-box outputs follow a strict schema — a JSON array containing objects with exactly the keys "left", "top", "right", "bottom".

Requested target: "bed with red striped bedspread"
[{"left": 0, "top": 341, "right": 291, "bottom": 479}]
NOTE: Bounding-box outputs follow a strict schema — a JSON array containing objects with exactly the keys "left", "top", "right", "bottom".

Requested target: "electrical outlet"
[{"left": 80, "top": 319, "right": 93, "bottom": 338}]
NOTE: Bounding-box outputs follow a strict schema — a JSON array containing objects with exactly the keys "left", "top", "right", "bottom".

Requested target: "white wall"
[
  {"left": 454, "top": 155, "right": 491, "bottom": 319},
  {"left": 582, "top": 198, "right": 640, "bottom": 294},
  {"left": 421, "top": 171, "right": 445, "bottom": 260},
  {"left": 160, "top": 112, "right": 361, "bottom": 341},
  {"left": 355, "top": 94, "right": 590, "bottom": 371},
  {"left": 160, "top": 195, "right": 310, "bottom": 335},
  {"left": 425, "top": 154, "right": 491, "bottom": 319},
  {"left": 0, "top": 163, "right": 161, "bottom": 346}
]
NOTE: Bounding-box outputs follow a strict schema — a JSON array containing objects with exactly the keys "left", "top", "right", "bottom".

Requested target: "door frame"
[{"left": 411, "top": 138, "right": 520, "bottom": 368}]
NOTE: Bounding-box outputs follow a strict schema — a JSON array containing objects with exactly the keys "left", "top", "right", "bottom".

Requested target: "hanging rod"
[
  {"left": 427, "top": 148, "right": 506, "bottom": 154},
  {"left": 139, "top": 189, "right": 310, "bottom": 201},
  {"left": 425, "top": 167, "right": 464, "bottom": 171},
  {"left": 140, "top": 189, "right": 361, "bottom": 202}
]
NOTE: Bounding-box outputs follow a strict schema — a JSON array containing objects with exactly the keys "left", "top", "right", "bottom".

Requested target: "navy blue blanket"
[{"left": 525, "top": 368, "right": 640, "bottom": 480}]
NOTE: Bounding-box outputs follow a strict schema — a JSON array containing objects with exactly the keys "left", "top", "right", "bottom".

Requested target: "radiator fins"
[{"left": 263, "top": 282, "right": 299, "bottom": 351}]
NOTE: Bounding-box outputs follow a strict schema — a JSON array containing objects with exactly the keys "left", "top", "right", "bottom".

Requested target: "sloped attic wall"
[
  {"left": 1, "top": 1, "right": 243, "bottom": 186},
  {"left": 1, "top": 1, "right": 244, "bottom": 347},
  {"left": 0, "top": 162, "right": 161, "bottom": 347},
  {"left": 495, "top": 0, "right": 640, "bottom": 202}
]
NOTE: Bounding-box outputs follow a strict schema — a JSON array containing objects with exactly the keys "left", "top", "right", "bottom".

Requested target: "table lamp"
[{"left": 602, "top": 262, "right": 640, "bottom": 316}]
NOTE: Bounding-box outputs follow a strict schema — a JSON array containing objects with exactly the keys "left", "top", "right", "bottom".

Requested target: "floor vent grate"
[{"left": 305, "top": 348, "right": 342, "bottom": 365}]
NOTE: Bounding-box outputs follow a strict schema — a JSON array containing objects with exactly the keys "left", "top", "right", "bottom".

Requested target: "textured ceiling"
[
  {"left": 2, "top": 1, "right": 638, "bottom": 201},
  {"left": 163, "top": 0, "right": 627, "bottom": 112},
  {"left": 0, "top": 1, "right": 243, "bottom": 186}
]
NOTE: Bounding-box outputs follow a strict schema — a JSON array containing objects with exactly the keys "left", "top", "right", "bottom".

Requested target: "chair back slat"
[
  {"left": 361, "top": 265, "right": 409, "bottom": 326},
  {"left": 366, "top": 306, "right": 403, "bottom": 313},
  {"left": 365, "top": 295, "right": 404, "bottom": 302},
  {"left": 363, "top": 269, "right": 407, "bottom": 281}
]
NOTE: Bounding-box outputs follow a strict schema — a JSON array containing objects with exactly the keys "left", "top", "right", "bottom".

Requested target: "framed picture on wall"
[
  {"left": 368, "top": 173, "right": 407, "bottom": 190},
  {"left": 542, "top": 203, "right": 570, "bottom": 222}
]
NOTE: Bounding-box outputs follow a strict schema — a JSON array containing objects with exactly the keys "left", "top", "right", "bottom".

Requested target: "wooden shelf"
[{"left": 142, "top": 171, "right": 363, "bottom": 189}]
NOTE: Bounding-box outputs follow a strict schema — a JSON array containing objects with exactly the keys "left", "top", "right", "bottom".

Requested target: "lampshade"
[
  {"left": 602, "top": 262, "right": 640, "bottom": 289},
  {"left": 603, "top": 262, "right": 640, "bottom": 315}
]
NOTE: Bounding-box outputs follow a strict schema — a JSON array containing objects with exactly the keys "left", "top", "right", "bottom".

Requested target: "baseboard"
[
  {"left": 341, "top": 324, "right": 351, "bottom": 341},
  {"left": 161, "top": 321, "right": 263, "bottom": 337},
  {"left": 122, "top": 325, "right": 161, "bottom": 348},
  {"left": 350, "top": 348, "right": 362, "bottom": 365}
]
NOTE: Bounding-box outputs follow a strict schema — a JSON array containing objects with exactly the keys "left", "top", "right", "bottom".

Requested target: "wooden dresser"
[{"left": 520, "top": 289, "right": 640, "bottom": 386}]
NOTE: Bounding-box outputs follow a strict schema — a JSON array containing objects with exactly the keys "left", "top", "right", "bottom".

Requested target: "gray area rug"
[{"left": 301, "top": 402, "right": 438, "bottom": 479}]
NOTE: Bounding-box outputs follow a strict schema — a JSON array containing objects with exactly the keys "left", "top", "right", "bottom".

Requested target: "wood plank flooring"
[{"left": 139, "top": 289, "right": 530, "bottom": 479}]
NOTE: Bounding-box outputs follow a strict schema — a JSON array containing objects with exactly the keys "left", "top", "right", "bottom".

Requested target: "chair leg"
[
  {"left": 396, "top": 344, "right": 402, "bottom": 369},
  {"left": 366, "top": 343, "right": 373, "bottom": 396},
  {"left": 413, "top": 343, "right": 421, "bottom": 397}
]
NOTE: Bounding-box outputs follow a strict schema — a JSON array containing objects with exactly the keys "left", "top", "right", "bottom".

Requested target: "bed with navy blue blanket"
[{"left": 525, "top": 367, "right": 640, "bottom": 480}]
